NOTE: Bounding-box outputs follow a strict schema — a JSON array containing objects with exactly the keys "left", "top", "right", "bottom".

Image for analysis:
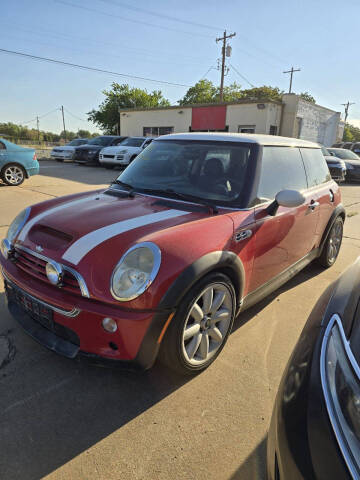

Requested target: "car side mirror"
[{"left": 266, "top": 189, "right": 305, "bottom": 216}]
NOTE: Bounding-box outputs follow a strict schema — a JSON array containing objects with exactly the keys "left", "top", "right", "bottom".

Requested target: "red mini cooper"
[{"left": 0, "top": 133, "right": 344, "bottom": 374}]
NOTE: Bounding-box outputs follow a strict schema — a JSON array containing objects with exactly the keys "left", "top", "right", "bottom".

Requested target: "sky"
[{"left": 1, "top": 0, "right": 360, "bottom": 134}]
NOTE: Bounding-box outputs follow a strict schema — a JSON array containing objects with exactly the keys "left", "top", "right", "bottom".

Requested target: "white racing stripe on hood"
[
  {"left": 17, "top": 196, "right": 94, "bottom": 242},
  {"left": 62, "top": 209, "right": 190, "bottom": 265}
]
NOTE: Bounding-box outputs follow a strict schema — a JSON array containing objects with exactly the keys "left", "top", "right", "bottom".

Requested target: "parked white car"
[
  {"left": 50, "top": 138, "right": 89, "bottom": 162},
  {"left": 99, "top": 137, "right": 154, "bottom": 169}
]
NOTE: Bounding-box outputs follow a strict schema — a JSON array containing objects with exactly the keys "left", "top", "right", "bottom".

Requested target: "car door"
[
  {"left": 300, "top": 148, "right": 336, "bottom": 244},
  {"left": 249, "top": 146, "right": 319, "bottom": 293},
  {"left": 0, "top": 141, "right": 8, "bottom": 168}
]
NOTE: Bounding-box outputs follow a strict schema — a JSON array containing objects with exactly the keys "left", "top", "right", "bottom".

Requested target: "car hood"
[
  {"left": 75, "top": 144, "right": 102, "bottom": 151},
  {"left": 344, "top": 159, "right": 360, "bottom": 167},
  {"left": 16, "top": 190, "right": 231, "bottom": 267},
  {"left": 324, "top": 156, "right": 345, "bottom": 166},
  {"left": 101, "top": 145, "right": 140, "bottom": 155},
  {"left": 52, "top": 146, "right": 76, "bottom": 151}
]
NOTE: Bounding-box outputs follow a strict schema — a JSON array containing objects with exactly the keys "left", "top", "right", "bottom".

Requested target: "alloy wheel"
[
  {"left": 328, "top": 220, "right": 343, "bottom": 263},
  {"left": 4, "top": 166, "right": 24, "bottom": 185},
  {"left": 181, "top": 283, "right": 233, "bottom": 366}
]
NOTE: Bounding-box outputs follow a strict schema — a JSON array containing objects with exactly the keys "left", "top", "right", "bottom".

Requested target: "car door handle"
[{"left": 308, "top": 201, "right": 320, "bottom": 210}]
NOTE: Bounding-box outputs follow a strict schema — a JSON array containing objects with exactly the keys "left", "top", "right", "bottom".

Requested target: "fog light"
[
  {"left": 102, "top": 317, "right": 117, "bottom": 333},
  {"left": 0, "top": 239, "right": 13, "bottom": 259}
]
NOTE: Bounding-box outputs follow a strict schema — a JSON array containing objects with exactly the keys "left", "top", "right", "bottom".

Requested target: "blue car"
[{"left": 0, "top": 138, "right": 39, "bottom": 186}]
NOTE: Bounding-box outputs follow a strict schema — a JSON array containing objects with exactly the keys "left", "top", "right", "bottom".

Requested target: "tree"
[
  {"left": 77, "top": 129, "right": 93, "bottom": 138},
  {"left": 343, "top": 123, "right": 360, "bottom": 142},
  {"left": 179, "top": 79, "right": 218, "bottom": 105},
  {"left": 240, "top": 86, "right": 283, "bottom": 102},
  {"left": 300, "top": 92, "right": 316, "bottom": 103},
  {"left": 88, "top": 83, "right": 171, "bottom": 133},
  {"left": 179, "top": 81, "right": 285, "bottom": 105}
]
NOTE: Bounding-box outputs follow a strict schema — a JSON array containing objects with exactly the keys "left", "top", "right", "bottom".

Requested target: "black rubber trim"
[
  {"left": 319, "top": 204, "right": 346, "bottom": 253},
  {"left": 133, "top": 251, "right": 246, "bottom": 369},
  {"left": 8, "top": 301, "right": 79, "bottom": 359}
]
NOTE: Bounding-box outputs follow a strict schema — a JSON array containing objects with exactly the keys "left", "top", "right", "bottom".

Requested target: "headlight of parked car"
[
  {"left": 7, "top": 207, "right": 31, "bottom": 244},
  {"left": 321, "top": 314, "right": 360, "bottom": 477},
  {"left": 118, "top": 149, "right": 128, "bottom": 154},
  {"left": 110, "top": 242, "right": 161, "bottom": 301}
]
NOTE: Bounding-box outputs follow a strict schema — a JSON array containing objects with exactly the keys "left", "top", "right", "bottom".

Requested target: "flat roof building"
[{"left": 119, "top": 93, "right": 342, "bottom": 147}]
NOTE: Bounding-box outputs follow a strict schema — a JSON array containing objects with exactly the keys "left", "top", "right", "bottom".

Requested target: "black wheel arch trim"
[
  {"left": 134, "top": 250, "right": 245, "bottom": 370},
  {"left": 319, "top": 204, "right": 345, "bottom": 253}
]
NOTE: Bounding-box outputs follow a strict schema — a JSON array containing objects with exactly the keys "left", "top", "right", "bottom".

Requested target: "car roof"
[{"left": 156, "top": 132, "right": 320, "bottom": 148}]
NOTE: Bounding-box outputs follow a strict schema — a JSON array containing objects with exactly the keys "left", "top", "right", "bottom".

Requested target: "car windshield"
[
  {"left": 329, "top": 149, "right": 360, "bottom": 160},
  {"left": 67, "top": 139, "right": 88, "bottom": 146},
  {"left": 87, "top": 136, "right": 115, "bottom": 146},
  {"left": 114, "top": 140, "right": 256, "bottom": 207},
  {"left": 120, "top": 138, "right": 145, "bottom": 147}
]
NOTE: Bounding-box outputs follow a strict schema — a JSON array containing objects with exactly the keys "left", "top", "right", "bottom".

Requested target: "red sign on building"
[{"left": 191, "top": 105, "right": 227, "bottom": 131}]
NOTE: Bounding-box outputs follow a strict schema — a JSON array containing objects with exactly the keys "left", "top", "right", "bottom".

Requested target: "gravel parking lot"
[{"left": 1, "top": 161, "right": 360, "bottom": 480}]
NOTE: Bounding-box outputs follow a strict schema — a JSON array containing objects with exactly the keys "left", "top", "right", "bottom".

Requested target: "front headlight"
[
  {"left": 110, "top": 242, "right": 161, "bottom": 301},
  {"left": 321, "top": 314, "right": 360, "bottom": 477},
  {"left": 6, "top": 207, "right": 31, "bottom": 244},
  {"left": 118, "top": 150, "right": 128, "bottom": 154}
]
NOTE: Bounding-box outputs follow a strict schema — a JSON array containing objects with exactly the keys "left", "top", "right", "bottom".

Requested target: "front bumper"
[
  {"left": 1, "top": 263, "right": 170, "bottom": 370},
  {"left": 329, "top": 167, "right": 346, "bottom": 182}
]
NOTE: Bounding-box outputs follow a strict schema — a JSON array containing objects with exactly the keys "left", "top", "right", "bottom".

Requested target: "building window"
[
  {"left": 143, "top": 126, "right": 174, "bottom": 137},
  {"left": 238, "top": 125, "right": 255, "bottom": 133},
  {"left": 269, "top": 125, "right": 278, "bottom": 135}
]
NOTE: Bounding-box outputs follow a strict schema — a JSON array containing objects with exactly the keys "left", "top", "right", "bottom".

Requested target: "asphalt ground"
[{"left": 0, "top": 161, "right": 359, "bottom": 480}]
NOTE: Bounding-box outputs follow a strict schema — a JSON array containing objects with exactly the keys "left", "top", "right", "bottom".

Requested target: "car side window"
[
  {"left": 300, "top": 148, "right": 331, "bottom": 187},
  {"left": 257, "top": 147, "right": 307, "bottom": 201},
  {"left": 0, "top": 142, "right": 6, "bottom": 150}
]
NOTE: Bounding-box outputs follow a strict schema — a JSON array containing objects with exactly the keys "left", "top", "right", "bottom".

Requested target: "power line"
[
  {"left": 64, "top": 108, "right": 87, "bottom": 122},
  {"left": 200, "top": 66, "right": 217, "bottom": 80},
  {"left": 97, "top": 0, "right": 222, "bottom": 31},
  {"left": 229, "top": 64, "right": 255, "bottom": 88},
  {"left": 0, "top": 48, "right": 191, "bottom": 87},
  {"left": 55, "top": 0, "right": 213, "bottom": 39}
]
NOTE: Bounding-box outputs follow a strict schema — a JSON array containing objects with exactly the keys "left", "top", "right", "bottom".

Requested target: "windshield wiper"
[
  {"left": 111, "top": 180, "right": 136, "bottom": 197},
  {"left": 141, "top": 188, "right": 218, "bottom": 214}
]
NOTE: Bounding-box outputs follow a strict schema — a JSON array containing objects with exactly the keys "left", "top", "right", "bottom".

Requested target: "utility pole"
[
  {"left": 61, "top": 105, "right": 66, "bottom": 142},
  {"left": 36, "top": 116, "right": 40, "bottom": 143},
  {"left": 283, "top": 67, "right": 301, "bottom": 93},
  {"left": 341, "top": 101, "right": 355, "bottom": 123},
  {"left": 216, "top": 30, "right": 236, "bottom": 102}
]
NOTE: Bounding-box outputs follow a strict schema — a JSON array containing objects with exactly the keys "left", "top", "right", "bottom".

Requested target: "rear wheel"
[
  {"left": 159, "top": 272, "right": 235, "bottom": 375},
  {"left": 1, "top": 164, "right": 26, "bottom": 186},
  {"left": 317, "top": 216, "right": 343, "bottom": 268}
]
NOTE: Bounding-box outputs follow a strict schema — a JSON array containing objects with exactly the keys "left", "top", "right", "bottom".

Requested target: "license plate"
[{"left": 5, "top": 281, "right": 53, "bottom": 330}]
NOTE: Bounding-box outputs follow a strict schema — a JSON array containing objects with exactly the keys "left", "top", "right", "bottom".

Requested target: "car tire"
[
  {"left": 158, "top": 272, "right": 236, "bottom": 375},
  {"left": 317, "top": 216, "right": 343, "bottom": 268},
  {"left": 1, "top": 163, "right": 26, "bottom": 186},
  {"left": 56, "top": 159, "right": 63, "bottom": 162}
]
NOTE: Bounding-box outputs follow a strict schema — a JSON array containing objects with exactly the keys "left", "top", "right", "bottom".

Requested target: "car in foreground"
[
  {"left": 328, "top": 148, "right": 360, "bottom": 182},
  {"left": 74, "top": 136, "right": 127, "bottom": 165},
  {"left": 50, "top": 138, "right": 89, "bottom": 162},
  {"left": 321, "top": 147, "right": 346, "bottom": 182},
  {"left": 267, "top": 257, "right": 360, "bottom": 480},
  {"left": 0, "top": 138, "right": 39, "bottom": 186},
  {"left": 99, "top": 136, "right": 153, "bottom": 169},
  {"left": 0, "top": 133, "right": 344, "bottom": 374}
]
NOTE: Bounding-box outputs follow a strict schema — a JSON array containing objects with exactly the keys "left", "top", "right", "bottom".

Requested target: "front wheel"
[
  {"left": 1, "top": 164, "right": 26, "bottom": 186},
  {"left": 317, "top": 216, "right": 343, "bottom": 268},
  {"left": 159, "top": 272, "right": 236, "bottom": 375},
  {"left": 104, "top": 165, "right": 114, "bottom": 169}
]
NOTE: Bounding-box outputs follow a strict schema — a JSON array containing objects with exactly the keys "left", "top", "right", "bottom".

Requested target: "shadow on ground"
[
  {"left": 229, "top": 437, "right": 267, "bottom": 480},
  {"left": 0, "top": 262, "right": 323, "bottom": 479}
]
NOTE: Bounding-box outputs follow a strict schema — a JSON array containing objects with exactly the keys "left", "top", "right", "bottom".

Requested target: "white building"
[{"left": 119, "top": 93, "right": 342, "bottom": 146}]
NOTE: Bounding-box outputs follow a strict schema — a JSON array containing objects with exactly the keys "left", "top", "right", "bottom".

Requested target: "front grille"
[
  {"left": 103, "top": 154, "right": 115, "bottom": 159},
  {"left": 13, "top": 248, "right": 82, "bottom": 296}
]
